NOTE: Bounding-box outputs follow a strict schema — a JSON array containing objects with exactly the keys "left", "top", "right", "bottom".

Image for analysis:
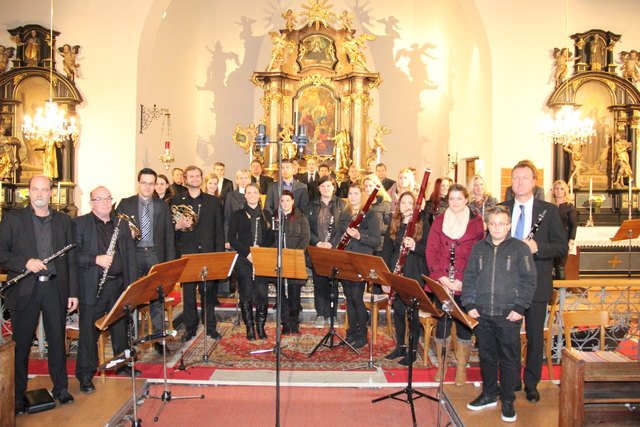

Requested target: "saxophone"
[{"left": 96, "top": 216, "right": 122, "bottom": 298}]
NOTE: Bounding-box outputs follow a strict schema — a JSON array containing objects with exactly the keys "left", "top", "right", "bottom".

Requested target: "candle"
[
  {"left": 589, "top": 178, "right": 593, "bottom": 200},
  {"left": 165, "top": 140, "right": 170, "bottom": 150},
  {"left": 630, "top": 178, "right": 634, "bottom": 220},
  {"left": 569, "top": 178, "right": 574, "bottom": 203},
  {"left": 57, "top": 181, "right": 61, "bottom": 205}
]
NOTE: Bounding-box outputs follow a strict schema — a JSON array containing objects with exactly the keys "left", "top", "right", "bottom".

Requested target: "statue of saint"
[
  {"left": 342, "top": 34, "right": 376, "bottom": 72},
  {"left": 613, "top": 133, "right": 633, "bottom": 188},
  {"left": 332, "top": 129, "right": 351, "bottom": 172},
  {"left": 267, "top": 32, "right": 293, "bottom": 72},
  {"left": 24, "top": 30, "right": 40, "bottom": 67},
  {"left": 563, "top": 141, "right": 585, "bottom": 186}
]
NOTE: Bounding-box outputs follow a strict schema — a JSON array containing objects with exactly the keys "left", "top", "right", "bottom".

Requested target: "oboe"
[
  {"left": 96, "top": 217, "right": 122, "bottom": 298},
  {"left": 252, "top": 216, "right": 259, "bottom": 280},
  {"left": 324, "top": 214, "right": 334, "bottom": 242},
  {"left": 526, "top": 209, "right": 547, "bottom": 241},
  {"left": 1, "top": 244, "right": 76, "bottom": 294}
]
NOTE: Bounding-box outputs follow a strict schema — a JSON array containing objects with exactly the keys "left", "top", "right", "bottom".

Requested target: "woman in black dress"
[
  {"left": 381, "top": 191, "right": 430, "bottom": 365},
  {"left": 551, "top": 179, "right": 577, "bottom": 279},
  {"left": 228, "top": 183, "right": 273, "bottom": 340}
]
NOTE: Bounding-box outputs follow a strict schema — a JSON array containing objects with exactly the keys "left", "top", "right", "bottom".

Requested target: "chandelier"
[
  {"left": 21, "top": 0, "right": 79, "bottom": 145},
  {"left": 540, "top": 104, "right": 595, "bottom": 146}
]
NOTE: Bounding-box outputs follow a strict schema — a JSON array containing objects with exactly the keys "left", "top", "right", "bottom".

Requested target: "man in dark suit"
[
  {"left": 213, "top": 162, "right": 234, "bottom": 204},
  {"left": 499, "top": 160, "right": 567, "bottom": 403},
  {"left": 297, "top": 157, "right": 320, "bottom": 201},
  {"left": 250, "top": 159, "right": 273, "bottom": 194},
  {"left": 74, "top": 186, "right": 138, "bottom": 394},
  {"left": 117, "top": 168, "right": 175, "bottom": 355},
  {"left": 170, "top": 167, "right": 187, "bottom": 196},
  {"left": 265, "top": 158, "right": 309, "bottom": 214},
  {"left": 172, "top": 165, "right": 225, "bottom": 342},
  {"left": 376, "top": 163, "right": 396, "bottom": 191},
  {"left": 337, "top": 164, "right": 360, "bottom": 198},
  {"left": 0, "top": 175, "right": 78, "bottom": 414}
]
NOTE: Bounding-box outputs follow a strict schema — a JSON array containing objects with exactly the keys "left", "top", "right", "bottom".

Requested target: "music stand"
[
  {"left": 95, "top": 273, "right": 159, "bottom": 427},
  {"left": 422, "top": 274, "right": 478, "bottom": 427},
  {"left": 179, "top": 252, "right": 238, "bottom": 363},
  {"left": 609, "top": 219, "right": 640, "bottom": 278},
  {"left": 344, "top": 252, "right": 391, "bottom": 372},
  {"left": 250, "top": 247, "right": 307, "bottom": 355},
  {"left": 307, "top": 247, "right": 363, "bottom": 356},
  {"left": 373, "top": 272, "right": 443, "bottom": 427}
]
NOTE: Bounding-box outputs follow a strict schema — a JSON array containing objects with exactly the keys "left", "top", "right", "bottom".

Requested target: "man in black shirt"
[
  {"left": 375, "top": 163, "right": 395, "bottom": 191},
  {"left": 171, "top": 165, "right": 225, "bottom": 342},
  {"left": 0, "top": 175, "right": 78, "bottom": 414},
  {"left": 74, "top": 186, "right": 138, "bottom": 394},
  {"left": 250, "top": 159, "right": 273, "bottom": 194},
  {"left": 170, "top": 167, "right": 187, "bottom": 196}
]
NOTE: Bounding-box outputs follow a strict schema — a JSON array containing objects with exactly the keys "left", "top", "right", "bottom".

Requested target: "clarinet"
[
  {"left": 96, "top": 217, "right": 122, "bottom": 299},
  {"left": 526, "top": 209, "right": 547, "bottom": 241},
  {"left": 446, "top": 242, "right": 457, "bottom": 296},
  {"left": 336, "top": 185, "right": 380, "bottom": 250},
  {"left": 325, "top": 214, "right": 334, "bottom": 242},
  {"left": 1, "top": 244, "right": 76, "bottom": 294}
]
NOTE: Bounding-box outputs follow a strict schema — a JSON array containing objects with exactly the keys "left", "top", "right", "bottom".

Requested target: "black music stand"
[
  {"left": 422, "top": 274, "right": 478, "bottom": 427},
  {"left": 373, "top": 271, "right": 443, "bottom": 427},
  {"left": 179, "top": 252, "right": 238, "bottom": 363},
  {"left": 95, "top": 273, "right": 160, "bottom": 427},
  {"left": 344, "top": 252, "right": 391, "bottom": 372},
  {"left": 609, "top": 219, "right": 640, "bottom": 278},
  {"left": 250, "top": 246, "right": 307, "bottom": 355},
  {"left": 307, "top": 246, "right": 362, "bottom": 356}
]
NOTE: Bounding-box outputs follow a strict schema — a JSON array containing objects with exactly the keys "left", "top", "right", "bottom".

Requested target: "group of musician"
[{"left": 1, "top": 157, "right": 571, "bottom": 420}]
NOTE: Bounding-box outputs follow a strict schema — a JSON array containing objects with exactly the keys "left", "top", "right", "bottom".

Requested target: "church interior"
[{"left": 0, "top": 0, "right": 639, "bottom": 425}]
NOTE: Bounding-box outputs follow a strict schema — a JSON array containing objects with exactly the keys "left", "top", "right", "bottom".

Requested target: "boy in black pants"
[{"left": 461, "top": 206, "right": 537, "bottom": 422}]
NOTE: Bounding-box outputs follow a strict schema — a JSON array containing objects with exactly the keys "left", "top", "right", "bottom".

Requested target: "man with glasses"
[
  {"left": 0, "top": 175, "right": 78, "bottom": 414},
  {"left": 499, "top": 160, "right": 567, "bottom": 403},
  {"left": 117, "top": 168, "right": 175, "bottom": 355},
  {"left": 74, "top": 186, "right": 138, "bottom": 394}
]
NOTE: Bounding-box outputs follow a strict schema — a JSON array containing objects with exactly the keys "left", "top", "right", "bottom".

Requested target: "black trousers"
[
  {"left": 312, "top": 271, "right": 337, "bottom": 319},
  {"left": 343, "top": 280, "right": 366, "bottom": 340},
  {"left": 135, "top": 247, "right": 163, "bottom": 333},
  {"left": 475, "top": 314, "right": 522, "bottom": 403},
  {"left": 182, "top": 280, "right": 218, "bottom": 333},
  {"left": 522, "top": 300, "right": 547, "bottom": 389},
  {"left": 280, "top": 279, "right": 303, "bottom": 323},
  {"left": 76, "top": 277, "right": 126, "bottom": 380},
  {"left": 435, "top": 294, "right": 473, "bottom": 342},
  {"left": 235, "top": 257, "right": 269, "bottom": 306},
  {"left": 392, "top": 297, "right": 420, "bottom": 350},
  {"left": 11, "top": 280, "right": 68, "bottom": 400}
]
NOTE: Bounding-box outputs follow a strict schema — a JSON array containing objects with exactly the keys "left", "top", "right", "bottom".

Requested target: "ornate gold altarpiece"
[{"left": 233, "top": 1, "right": 383, "bottom": 179}]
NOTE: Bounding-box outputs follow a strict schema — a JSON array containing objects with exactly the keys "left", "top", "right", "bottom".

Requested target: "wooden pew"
[{"left": 559, "top": 348, "right": 640, "bottom": 426}]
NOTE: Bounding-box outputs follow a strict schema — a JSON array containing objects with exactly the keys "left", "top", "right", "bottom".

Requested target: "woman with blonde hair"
[
  {"left": 388, "top": 168, "right": 417, "bottom": 211},
  {"left": 468, "top": 174, "right": 498, "bottom": 220},
  {"left": 550, "top": 179, "right": 577, "bottom": 279},
  {"left": 202, "top": 173, "right": 220, "bottom": 197}
]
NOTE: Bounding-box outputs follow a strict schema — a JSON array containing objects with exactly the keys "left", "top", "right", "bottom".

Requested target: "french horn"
[
  {"left": 116, "top": 212, "right": 141, "bottom": 242},
  {"left": 171, "top": 204, "right": 199, "bottom": 232}
]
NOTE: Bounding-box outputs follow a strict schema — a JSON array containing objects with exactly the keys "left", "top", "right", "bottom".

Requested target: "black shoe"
[
  {"left": 207, "top": 329, "right": 222, "bottom": 340},
  {"left": 281, "top": 324, "right": 292, "bottom": 335},
  {"left": 53, "top": 389, "right": 75, "bottom": 405},
  {"left": 467, "top": 393, "right": 498, "bottom": 411},
  {"left": 79, "top": 377, "right": 96, "bottom": 394},
  {"left": 398, "top": 353, "right": 416, "bottom": 366},
  {"left": 385, "top": 347, "right": 406, "bottom": 360},
  {"left": 525, "top": 386, "right": 540, "bottom": 403},
  {"left": 181, "top": 329, "right": 196, "bottom": 343},
  {"left": 514, "top": 382, "right": 522, "bottom": 392},
  {"left": 353, "top": 338, "right": 368, "bottom": 349},
  {"left": 115, "top": 365, "right": 142, "bottom": 377},
  {"left": 15, "top": 399, "right": 28, "bottom": 415},
  {"left": 154, "top": 342, "right": 170, "bottom": 356},
  {"left": 501, "top": 400, "right": 517, "bottom": 422}
]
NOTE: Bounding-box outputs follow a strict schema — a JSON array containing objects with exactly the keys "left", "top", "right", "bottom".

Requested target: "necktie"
[
  {"left": 514, "top": 204, "right": 525, "bottom": 240},
  {"left": 140, "top": 200, "right": 152, "bottom": 245},
  {"left": 310, "top": 173, "right": 315, "bottom": 181}
]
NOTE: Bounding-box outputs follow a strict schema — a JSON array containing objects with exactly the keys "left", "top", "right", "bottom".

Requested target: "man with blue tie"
[{"left": 499, "top": 160, "right": 567, "bottom": 403}]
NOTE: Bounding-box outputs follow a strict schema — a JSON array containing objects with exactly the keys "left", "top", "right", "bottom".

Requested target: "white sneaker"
[{"left": 314, "top": 316, "right": 325, "bottom": 328}]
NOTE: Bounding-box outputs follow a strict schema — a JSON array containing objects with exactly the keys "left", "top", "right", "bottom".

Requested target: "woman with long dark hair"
[
  {"left": 426, "top": 184, "right": 484, "bottom": 385},
  {"left": 278, "top": 190, "right": 311, "bottom": 334},
  {"left": 154, "top": 174, "right": 175, "bottom": 202},
  {"left": 381, "top": 191, "right": 430, "bottom": 366},
  {"left": 331, "top": 183, "right": 381, "bottom": 349},
  {"left": 425, "top": 177, "right": 453, "bottom": 225},
  {"left": 228, "top": 183, "right": 273, "bottom": 340}
]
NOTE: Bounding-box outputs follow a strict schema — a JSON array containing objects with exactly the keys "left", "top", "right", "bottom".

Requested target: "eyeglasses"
[
  {"left": 139, "top": 181, "right": 155, "bottom": 187},
  {"left": 488, "top": 222, "right": 510, "bottom": 228},
  {"left": 91, "top": 197, "right": 113, "bottom": 203}
]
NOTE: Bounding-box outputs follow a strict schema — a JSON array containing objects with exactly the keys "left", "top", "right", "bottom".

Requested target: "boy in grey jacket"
[{"left": 462, "top": 206, "right": 537, "bottom": 423}]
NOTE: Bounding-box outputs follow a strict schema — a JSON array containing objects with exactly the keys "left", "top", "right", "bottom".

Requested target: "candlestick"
[
  {"left": 629, "top": 178, "right": 633, "bottom": 220},
  {"left": 589, "top": 177, "right": 593, "bottom": 199},
  {"left": 57, "top": 181, "right": 61, "bottom": 205},
  {"left": 569, "top": 178, "right": 574, "bottom": 204}
]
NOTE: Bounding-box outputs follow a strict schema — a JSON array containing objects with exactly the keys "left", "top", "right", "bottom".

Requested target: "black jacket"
[
  {"left": 331, "top": 208, "right": 381, "bottom": 255},
  {"left": 264, "top": 180, "right": 309, "bottom": 215},
  {"left": 228, "top": 207, "right": 273, "bottom": 258},
  {"left": 116, "top": 195, "right": 175, "bottom": 263},
  {"left": 251, "top": 174, "right": 274, "bottom": 195},
  {"left": 381, "top": 211, "right": 430, "bottom": 282},
  {"left": 305, "top": 196, "right": 346, "bottom": 246},
  {"left": 462, "top": 236, "right": 537, "bottom": 317},
  {"left": 280, "top": 208, "right": 311, "bottom": 250},
  {"left": 0, "top": 207, "right": 78, "bottom": 311},
  {"left": 73, "top": 213, "right": 138, "bottom": 306},
  {"left": 170, "top": 192, "right": 224, "bottom": 256}
]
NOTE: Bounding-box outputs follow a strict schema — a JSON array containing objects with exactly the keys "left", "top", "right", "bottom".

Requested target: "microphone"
[
  {"left": 293, "top": 125, "right": 308, "bottom": 158},
  {"left": 255, "top": 124, "right": 269, "bottom": 153},
  {"left": 133, "top": 329, "right": 178, "bottom": 345}
]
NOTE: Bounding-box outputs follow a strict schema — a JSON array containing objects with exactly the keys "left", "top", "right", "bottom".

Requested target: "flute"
[{"left": 1, "top": 244, "right": 76, "bottom": 294}]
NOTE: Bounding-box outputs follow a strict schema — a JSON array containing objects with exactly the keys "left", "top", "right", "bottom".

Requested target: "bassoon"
[
  {"left": 393, "top": 169, "right": 431, "bottom": 274},
  {"left": 336, "top": 185, "right": 380, "bottom": 250}
]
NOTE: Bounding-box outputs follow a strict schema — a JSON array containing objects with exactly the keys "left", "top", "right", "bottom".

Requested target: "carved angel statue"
[
  {"left": 57, "top": 44, "right": 80, "bottom": 81},
  {"left": 553, "top": 47, "right": 574, "bottom": 87},
  {"left": 343, "top": 33, "right": 376, "bottom": 72},
  {"left": 0, "top": 46, "right": 15, "bottom": 74},
  {"left": 563, "top": 141, "right": 585, "bottom": 186},
  {"left": 267, "top": 32, "right": 294, "bottom": 72},
  {"left": 331, "top": 129, "right": 351, "bottom": 172},
  {"left": 337, "top": 10, "right": 354, "bottom": 32},
  {"left": 613, "top": 133, "right": 633, "bottom": 188},
  {"left": 371, "top": 125, "right": 391, "bottom": 153},
  {"left": 282, "top": 9, "right": 297, "bottom": 32},
  {"left": 620, "top": 50, "right": 640, "bottom": 83}
]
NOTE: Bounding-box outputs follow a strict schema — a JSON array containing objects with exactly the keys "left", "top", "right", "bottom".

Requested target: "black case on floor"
[{"left": 25, "top": 388, "right": 56, "bottom": 414}]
